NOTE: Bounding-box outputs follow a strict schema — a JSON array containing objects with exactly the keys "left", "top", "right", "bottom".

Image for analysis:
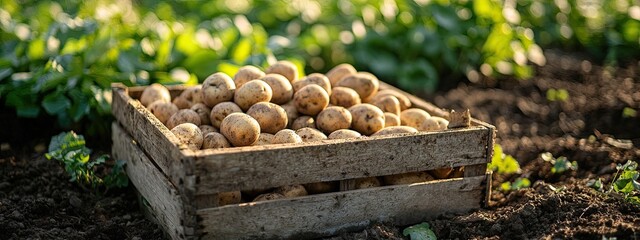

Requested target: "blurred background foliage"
[{"left": 1, "top": 0, "right": 639, "bottom": 138}]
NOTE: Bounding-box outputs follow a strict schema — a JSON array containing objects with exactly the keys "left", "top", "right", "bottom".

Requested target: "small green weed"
[
  {"left": 501, "top": 178, "right": 531, "bottom": 192},
  {"left": 546, "top": 88, "right": 569, "bottom": 102},
  {"left": 622, "top": 107, "right": 637, "bottom": 118},
  {"left": 403, "top": 222, "right": 437, "bottom": 240},
  {"left": 46, "top": 131, "right": 128, "bottom": 192},
  {"left": 588, "top": 160, "right": 640, "bottom": 205},
  {"left": 541, "top": 152, "right": 578, "bottom": 174},
  {"left": 488, "top": 144, "right": 520, "bottom": 174}
]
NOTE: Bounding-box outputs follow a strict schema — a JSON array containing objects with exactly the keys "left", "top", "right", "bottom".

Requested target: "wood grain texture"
[
  {"left": 197, "top": 175, "right": 486, "bottom": 240},
  {"left": 112, "top": 123, "right": 188, "bottom": 240},
  {"left": 193, "top": 127, "right": 490, "bottom": 195}
]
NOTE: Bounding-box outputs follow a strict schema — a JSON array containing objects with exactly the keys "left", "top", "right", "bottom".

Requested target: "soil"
[{"left": 1, "top": 50, "right": 640, "bottom": 239}]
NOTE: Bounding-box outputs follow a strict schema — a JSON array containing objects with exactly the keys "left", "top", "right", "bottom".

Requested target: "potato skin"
[
  {"left": 170, "top": 123, "right": 203, "bottom": 150},
  {"left": 303, "top": 182, "right": 337, "bottom": 194},
  {"left": 172, "top": 96, "right": 193, "bottom": 109},
  {"left": 166, "top": 109, "right": 202, "bottom": 130},
  {"left": 355, "top": 177, "right": 381, "bottom": 189},
  {"left": 371, "top": 126, "right": 418, "bottom": 136},
  {"left": 202, "top": 132, "right": 231, "bottom": 149},
  {"left": 372, "top": 95, "right": 401, "bottom": 116},
  {"left": 429, "top": 168, "right": 454, "bottom": 179},
  {"left": 326, "top": 63, "right": 357, "bottom": 86},
  {"left": 348, "top": 104, "right": 385, "bottom": 136},
  {"left": 199, "top": 125, "right": 218, "bottom": 135},
  {"left": 181, "top": 86, "right": 204, "bottom": 104},
  {"left": 190, "top": 103, "right": 212, "bottom": 125},
  {"left": 262, "top": 74, "right": 293, "bottom": 104},
  {"left": 234, "top": 80, "right": 273, "bottom": 111},
  {"left": 293, "top": 84, "right": 329, "bottom": 116},
  {"left": 291, "top": 116, "right": 316, "bottom": 130},
  {"left": 316, "top": 106, "right": 352, "bottom": 134},
  {"left": 275, "top": 185, "right": 308, "bottom": 198},
  {"left": 220, "top": 113, "right": 261, "bottom": 147},
  {"left": 293, "top": 73, "right": 332, "bottom": 95},
  {"left": 280, "top": 101, "right": 299, "bottom": 129},
  {"left": 330, "top": 87, "right": 361, "bottom": 108},
  {"left": 148, "top": 101, "right": 178, "bottom": 125},
  {"left": 252, "top": 133, "right": 275, "bottom": 146},
  {"left": 234, "top": 65, "right": 265, "bottom": 88},
  {"left": 384, "top": 112, "right": 400, "bottom": 127},
  {"left": 140, "top": 83, "right": 171, "bottom": 107},
  {"left": 247, "top": 102, "right": 288, "bottom": 134},
  {"left": 295, "top": 127, "right": 327, "bottom": 142},
  {"left": 216, "top": 191, "right": 242, "bottom": 206},
  {"left": 327, "top": 129, "right": 362, "bottom": 139},
  {"left": 209, "top": 102, "right": 242, "bottom": 129},
  {"left": 265, "top": 60, "right": 298, "bottom": 83},
  {"left": 372, "top": 89, "right": 412, "bottom": 110},
  {"left": 335, "top": 72, "right": 379, "bottom": 101},
  {"left": 202, "top": 73, "right": 236, "bottom": 107},
  {"left": 253, "top": 193, "right": 285, "bottom": 202},
  {"left": 383, "top": 172, "right": 434, "bottom": 185},
  {"left": 272, "top": 129, "right": 302, "bottom": 144},
  {"left": 400, "top": 108, "right": 431, "bottom": 129}
]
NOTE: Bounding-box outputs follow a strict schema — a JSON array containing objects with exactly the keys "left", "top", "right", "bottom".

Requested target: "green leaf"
[
  {"left": 403, "top": 222, "right": 437, "bottom": 240},
  {"left": 587, "top": 178, "right": 604, "bottom": 192},
  {"left": 42, "top": 91, "right": 71, "bottom": 115}
]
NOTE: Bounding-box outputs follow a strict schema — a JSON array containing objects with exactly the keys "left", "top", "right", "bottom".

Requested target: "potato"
[
  {"left": 170, "top": 123, "right": 203, "bottom": 151},
  {"left": 262, "top": 74, "right": 293, "bottom": 104},
  {"left": 209, "top": 102, "right": 242, "bottom": 129},
  {"left": 234, "top": 65, "right": 265, "bottom": 88},
  {"left": 234, "top": 80, "right": 273, "bottom": 111},
  {"left": 293, "top": 73, "right": 332, "bottom": 95},
  {"left": 148, "top": 101, "right": 178, "bottom": 125},
  {"left": 180, "top": 86, "right": 204, "bottom": 104},
  {"left": 372, "top": 95, "right": 401, "bottom": 116},
  {"left": 220, "top": 113, "right": 261, "bottom": 147},
  {"left": 275, "top": 185, "right": 308, "bottom": 198},
  {"left": 296, "top": 127, "right": 327, "bottom": 142},
  {"left": 293, "top": 85, "right": 329, "bottom": 116},
  {"left": 384, "top": 113, "right": 400, "bottom": 127},
  {"left": 253, "top": 193, "right": 285, "bottom": 202},
  {"left": 348, "top": 104, "right": 385, "bottom": 136},
  {"left": 202, "top": 72, "right": 236, "bottom": 107},
  {"left": 266, "top": 60, "right": 298, "bottom": 83},
  {"left": 253, "top": 133, "right": 275, "bottom": 146},
  {"left": 355, "top": 177, "right": 381, "bottom": 189},
  {"left": 291, "top": 116, "right": 316, "bottom": 130},
  {"left": 330, "top": 87, "right": 361, "bottom": 108},
  {"left": 327, "top": 129, "right": 362, "bottom": 139},
  {"left": 172, "top": 96, "right": 193, "bottom": 109},
  {"left": 140, "top": 83, "right": 171, "bottom": 107},
  {"left": 326, "top": 63, "right": 357, "bottom": 86},
  {"left": 247, "top": 102, "right": 288, "bottom": 134},
  {"left": 280, "top": 101, "right": 299, "bottom": 128},
  {"left": 335, "top": 72, "right": 379, "bottom": 101},
  {"left": 383, "top": 172, "right": 434, "bottom": 185},
  {"left": 198, "top": 125, "right": 218, "bottom": 135},
  {"left": 272, "top": 129, "right": 303, "bottom": 144},
  {"left": 166, "top": 109, "right": 201, "bottom": 130},
  {"left": 419, "top": 117, "right": 440, "bottom": 131},
  {"left": 432, "top": 116, "right": 449, "bottom": 130},
  {"left": 429, "top": 168, "right": 454, "bottom": 179},
  {"left": 316, "top": 106, "right": 352, "bottom": 134},
  {"left": 400, "top": 108, "right": 431, "bottom": 129},
  {"left": 202, "top": 132, "right": 231, "bottom": 149},
  {"left": 303, "top": 182, "right": 337, "bottom": 194},
  {"left": 216, "top": 191, "right": 242, "bottom": 206},
  {"left": 372, "top": 89, "right": 412, "bottom": 110},
  {"left": 371, "top": 126, "right": 418, "bottom": 136},
  {"left": 190, "top": 103, "right": 212, "bottom": 125},
  {"left": 241, "top": 188, "right": 273, "bottom": 201}
]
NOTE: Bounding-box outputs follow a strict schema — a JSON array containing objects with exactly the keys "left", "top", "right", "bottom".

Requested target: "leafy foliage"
[
  {"left": 403, "top": 222, "right": 437, "bottom": 240},
  {"left": 546, "top": 88, "right": 569, "bottom": 102},
  {"left": 588, "top": 160, "right": 640, "bottom": 205},
  {"left": 500, "top": 177, "right": 531, "bottom": 192},
  {"left": 541, "top": 152, "right": 578, "bottom": 174},
  {"left": 45, "top": 131, "right": 128, "bottom": 191},
  {"left": 488, "top": 144, "right": 521, "bottom": 174}
]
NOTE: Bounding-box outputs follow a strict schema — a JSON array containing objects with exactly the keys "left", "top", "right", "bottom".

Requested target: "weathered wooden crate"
[{"left": 111, "top": 81, "right": 495, "bottom": 240}]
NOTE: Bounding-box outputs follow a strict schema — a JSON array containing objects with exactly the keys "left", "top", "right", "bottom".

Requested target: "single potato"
[
  {"left": 166, "top": 109, "right": 201, "bottom": 130},
  {"left": 348, "top": 104, "right": 385, "bottom": 136},
  {"left": 253, "top": 192, "right": 285, "bottom": 202},
  {"left": 148, "top": 101, "right": 178, "bottom": 125},
  {"left": 216, "top": 191, "right": 242, "bottom": 206},
  {"left": 172, "top": 96, "right": 193, "bottom": 109},
  {"left": 355, "top": 177, "right": 382, "bottom": 189},
  {"left": 220, "top": 113, "right": 261, "bottom": 147},
  {"left": 327, "top": 129, "right": 362, "bottom": 139},
  {"left": 202, "top": 72, "right": 236, "bottom": 107},
  {"left": 265, "top": 60, "right": 298, "bottom": 83},
  {"left": 296, "top": 127, "right": 327, "bottom": 142},
  {"left": 275, "top": 185, "right": 308, "bottom": 198},
  {"left": 170, "top": 123, "right": 203, "bottom": 150},
  {"left": 371, "top": 126, "right": 418, "bottom": 136},
  {"left": 372, "top": 95, "right": 401, "bottom": 116},
  {"left": 330, "top": 87, "right": 361, "bottom": 108},
  {"left": 400, "top": 108, "right": 431, "bottom": 129},
  {"left": 180, "top": 86, "right": 204, "bottom": 104},
  {"left": 247, "top": 102, "right": 288, "bottom": 134},
  {"left": 198, "top": 125, "right": 218, "bottom": 135},
  {"left": 429, "top": 168, "right": 454, "bottom": 179},
  {"left": 293, "top": 85, "right": 329, "bottom": 116},
  {"left": 190, "top": 103, "right": 212, "bottom": 125},
  {"left": 234, "top": 80, "right": 273, "bottom": 111},
  {"left": 209, "top": 102, "right": 243, "bottom": 129},
  {"left": 253, "top": 133, "right": 275, "bottom": 146},
  {"left": 291, "top": 116, "right": 316, "bottom": 130},
  {"left": 272, "top": 129, "right": 303, "bottom": 144},
  {"left": 202, "top": 132, "right": 231, "bottom": 149},
  {"left": 316, "top": 106, "right": 352, "bottom": 134},
  {"left": 371, "top": 89, "right": 412, "bottom": 110},
  {"left": 234, "top": 65, "right": 265, "bottom": 88},
  {"left": 384, "top": 113, "right": 400, "bottom": 127},
  {"left": 140, "top": 83, "right": 171, "bottom": 107},
  {"left": 335, "top": 72, "right": 379, "bottom": 101},
  {"left": 293, "top": 73, "right": 332, "bottom": 95},
  {"left": 326, "top": 63, "right": 357, "bottom": 86},
  {"left": 262, "top": 73, "right": 293, "bottom": 104}
]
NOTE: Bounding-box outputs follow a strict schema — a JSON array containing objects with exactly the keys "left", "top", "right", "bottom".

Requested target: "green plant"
[
  {"left": 45, "top": 131, "right": 128, "bottom": 191},
  {"left": 488, "top": 144, "right": 520, "bottom": 174},
  {"left": 403, "top": 222, "right": 437, "bottom": 240},
  {"left": 541, "top": 152, "right": 578, "bottom": 174},
  {"left": 622, "top": 107, "right": 637, "bottom": 118},
  {"left": 588, "top": 160, "right": 640, "bottom": 205},
  {"left": 546, "top": 88, "right": 569, "bottom": 102},
  {"left": 501, "top": 177, "right": 531, "bottom": 191}
]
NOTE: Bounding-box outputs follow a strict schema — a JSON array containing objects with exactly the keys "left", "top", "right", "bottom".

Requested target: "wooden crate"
[{"left": 111, "top": 82, "right": 495, "bottom": 240}]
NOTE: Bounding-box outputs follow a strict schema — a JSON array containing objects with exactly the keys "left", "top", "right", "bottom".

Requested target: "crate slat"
[{"left": 197, "top": 175, "right": 486, "bottom": 240}]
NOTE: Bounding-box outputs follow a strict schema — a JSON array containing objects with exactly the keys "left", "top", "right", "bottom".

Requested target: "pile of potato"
[{"left": 140, "top": 61, "right": 456, "bottom": 204}]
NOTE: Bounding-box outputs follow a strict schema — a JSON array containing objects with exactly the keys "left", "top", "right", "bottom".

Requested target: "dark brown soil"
[{"left": 1, "top": 50, "right": 640, "bottom": 239}]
